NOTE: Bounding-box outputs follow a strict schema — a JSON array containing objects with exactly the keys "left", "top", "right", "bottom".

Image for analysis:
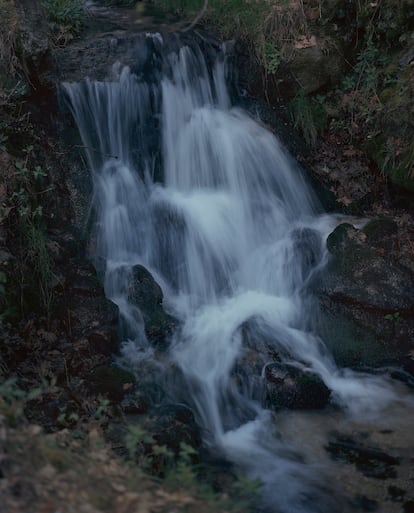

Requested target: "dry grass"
[{"left": 0, "top": 0, "right": 20, "bottom": 81}]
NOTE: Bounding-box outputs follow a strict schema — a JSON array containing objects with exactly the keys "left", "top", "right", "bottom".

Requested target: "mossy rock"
[
  {"left": 364, "top": 50, "right": 414, "bottom": 193},
  {"left": 362, "top": 218, "right": 398, "bottom": 247},
  {"left": 90, "top": 365, "right": 136, "bottom": 400},
  {"left": 324, "top": 223, "right": 414, "bottom": 311},
  {"left": 326, "top": 223, "right": 356, "bottom": 255}
]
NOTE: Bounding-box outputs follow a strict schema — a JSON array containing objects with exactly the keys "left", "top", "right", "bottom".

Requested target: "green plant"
[
  {"left": 0, "top": 133, "right": 7, "bottom": 151},
  {"left": 0, "top": 0, "right": 20, "bottom": 79},
  {"left": 290, "top": 92, "right": 327, "bottom": 147},
  {"left": 0, "top": 144, "right": 56, "bottom": 320},
  {"left": 101, "top": 0, "right": 136, "bottom": 6},
  {"left": 384, "top": 312, "right": 401, "bottom": 321},
  {"left": 259, "top": 39, "right": 283, "bottom": 76},
  {"left": 0, "top": 378, "right": 42, "bottom": 424},
  {"left": 42, "top": 0, "right": 85, "bottom": 41}
]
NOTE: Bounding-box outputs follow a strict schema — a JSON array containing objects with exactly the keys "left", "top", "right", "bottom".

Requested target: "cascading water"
[{"left": 63, "top": 34, "right": 411, "bottom": 513}]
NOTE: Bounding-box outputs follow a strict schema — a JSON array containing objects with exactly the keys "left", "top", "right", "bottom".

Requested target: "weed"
[
  {"left": 258, "top": 39, "right": 283, "bottom": 76},
  {"left": 384, "top": 312, "right": 400, "bottom": 321},
  {"left": 0, "top": 141, "right": 55, "bottom": 320},
  {"left": 42, "top": 0, "right": 85, "bottom": 44},
  {"left": 100, "top": 0, "right": 137, "bottom": 6},
  {"left": 0, "top": 133, "right": 7, "bottom": 151},
  {"left": 0, "top": 377, "right": 42, "bottom": 424},
  {"left": 0, "top": 0, "right": 20, "bottom": 79},
  {"left": 290, "top": 92, "right": 327, "bottom": 147}
]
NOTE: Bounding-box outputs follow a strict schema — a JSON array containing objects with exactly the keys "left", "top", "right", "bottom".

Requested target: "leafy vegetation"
[
  {"left": 290, "top": 92, "right": 326, "bottom": 147},
  {"left": 0, "top": 0, "right": 20, "bottom": 77},
  {"left": 151, "top": 0, "right": 414, "bottom": 188},
  {"left": 42, "top": 0, "right": 86, "bottom": 44},
  {"left": 100, "top": 0, "right": 137, "bottom": 6},
  {"left": 148, "top": 0, "right": 304, "bottom": 75}
]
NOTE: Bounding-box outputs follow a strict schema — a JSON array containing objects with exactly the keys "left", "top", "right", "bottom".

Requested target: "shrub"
[
  {"left": 290, "top": 92, "right": 327, "bottom": 147},
  {"left": 42, "top": 0, "right": 85, "bottom": 38},
  {"left": 0, "top": 0, "right": 21, "bottom": 96}
]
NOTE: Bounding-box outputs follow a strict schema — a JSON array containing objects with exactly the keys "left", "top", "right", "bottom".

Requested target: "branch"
[{"left": 182, "top": 0, "right": 209, "bottom": 32}]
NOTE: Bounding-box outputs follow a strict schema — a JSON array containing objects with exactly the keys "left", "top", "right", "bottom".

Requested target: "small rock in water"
[
  {"left": 128, "top": 265, "right": 178, "bottom": 350},
  {"left": 265, "top": 362, "right": 331, "bottom": 410}
]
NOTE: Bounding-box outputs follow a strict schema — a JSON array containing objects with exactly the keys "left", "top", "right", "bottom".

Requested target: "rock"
[
  {"left": 88, "top": 328, "right": 118, "bottom": 356},
  {"left": 284, "top": 38, "right": 346, "bottom": 96},
  {"left": 362, "top": 218, "right": 398, "bottom": 247},
  {"left": 128, "top": 265, "right": 178, "bottom": 349},
  {"left": 14, "top": 0, "right": 49, "bottom": 71},
  {"left": 292, "top": 227, "right": 323, "bottom": 284},
  {"left": 265, "top": 363, "right": 331, "bottom": 410},
  {"left": 121, "top": 382, "right": 165, "bottom": 414},
  {"left": 144, "top": 404, "right": 202, "bottom": 458},
  {"left": 325, "top": 223, "right": 414, "bottom": 311},
  {"left": 90, "top": 365, "right": 136, "bottom": 400},
  {"left": 326, "top": 436, "right": 399, "bottom": 479},
  {"left": 316, "top": 222, "right": 414, "bottom": 363}
]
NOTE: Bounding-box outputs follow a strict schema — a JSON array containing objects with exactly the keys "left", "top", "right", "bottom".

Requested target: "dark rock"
[
  {"left": 128, "top": 265, "right": 178, "bottom": 349},
  {"left": 120, "top": 392, "right": 149, "bottom": 415},
  {"left": 283, "top": 39, "right": 346, "bottom": 97},
  {"left": 14, "top": 0, "right": 49, "bottom": 70},
  {"left": 326, "top": 437, "right": 399, "bottom": 479},
  {"left": 88, "top": 328, "right": 118, "bottom": 356},
  {"left": 265, "top": 363, "right": 331, "bottom": 410},
  {"left": 404, "top": 500, "right": 414, "bottom": 513},
  {"left": 352, "top": 495, "right": 379, "bottom": 512},
  {"left": 315, "top": 219, "right": 414, "bottom": 365},
  {"left": 316, "top": 223, "right": 414, "bottom": 362},
  {"left": 121, "top": 382, "right": 165, "bottom": 414},
  {"left": 388, "top": 485, "right": 406, "bottom": 502},
  {"left": 292, "top": 227, "right": 323, "bottom": 284},
  {"left": 362, "top": 218, "right": 398, "bottom": 247},
  {"left": 144, "top": 404, "right": 202, "bottom": 457},
  {"left": 90, "top": 365, "right": 136, "bottom": 400}
]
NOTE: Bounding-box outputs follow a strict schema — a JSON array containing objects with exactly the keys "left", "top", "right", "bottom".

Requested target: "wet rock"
[
  {"left": 121, "top": 382, "right": 165, "bottom": 414},
  {"left": 120, "top": 392, "right": 149, "bottom": 415},
  {"left": 292, "top": 227, "right": 323, "bottom": 284},
  {"left": 404, "top": 500, "right": 414, "bottom": 513},
  {"left": 283, "top": 38, "right": 346, "bottom": 96},
  {"left": 326, "top": 436, "right": 399, "bottom": 479},
  {"left": 144, "top": 404, "right": 202, "bottom": 458},
  {"left": 388, "top": 485, "right": 406, "bottom": 502},
  {"left": 362, "top": 218, "right": 398, "bottom": 248},
  {"left": 265, "top": 363, "right": 331, "bottom": 410},
  {"left": 128, "top": 265, "right": 178, "bottom": 349},
  {"left": 14, "top": 0, "right": 49, "bottom": 71},
  {"left": 87, "top": 328, "right": 118, "bottom": 356},
  {"left": 316, "top": 222, "right": 414, "bottom": 363},
  {"left": 90, "top": 365, "right": 136, "bottom": 400},
  {"left": 325, "top": 223, "right": 414, "bottom": 310}
]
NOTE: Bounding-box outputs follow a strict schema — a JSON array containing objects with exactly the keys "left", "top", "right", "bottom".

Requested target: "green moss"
[
  {"left": 91, "top": 366, "right": 136, "bottom": 399},
  {"left": 362, "top": 218, "right": 397, "bottom": 241}
]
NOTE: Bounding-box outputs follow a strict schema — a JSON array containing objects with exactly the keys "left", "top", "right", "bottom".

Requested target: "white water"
[{"left": 63, "top": 37, "right": 410, "bottom": 512}]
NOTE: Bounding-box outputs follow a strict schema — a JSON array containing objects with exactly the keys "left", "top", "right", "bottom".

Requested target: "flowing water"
[{"left": 63, "top": 35, "right": 413, "bottom": 513}]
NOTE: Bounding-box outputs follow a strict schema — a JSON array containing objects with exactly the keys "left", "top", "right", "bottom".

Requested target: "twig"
[{"left": 182, "top": 0, "right": 208, "bottom": 32}]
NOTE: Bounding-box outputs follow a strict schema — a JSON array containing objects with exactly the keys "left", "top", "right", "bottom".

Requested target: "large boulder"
[
  {"left": 127, "top": 265, "right": 178, "bottom": 349},
  {"left": 324, "top": 222, "right": 414, "bottom": 311},
  {"left": 315, "top": 220, "right": 414, "bottom": 365}
]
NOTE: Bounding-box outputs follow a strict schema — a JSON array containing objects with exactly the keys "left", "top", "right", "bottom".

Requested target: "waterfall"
[{"left": 63, "top": 34, "right": 408, "bottom": 513}]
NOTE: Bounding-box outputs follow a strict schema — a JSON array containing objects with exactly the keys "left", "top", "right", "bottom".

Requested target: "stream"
[{"left": 63, "top": 34, "right": 414, "bottom": 513}]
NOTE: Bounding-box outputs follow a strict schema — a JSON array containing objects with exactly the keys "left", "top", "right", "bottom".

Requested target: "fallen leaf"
[
  {"left": 338, "top": 196, "right": 353, "bottom": 206},
  {"left": 294, "top": 35, "right": 317, "bottom": 49}
]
